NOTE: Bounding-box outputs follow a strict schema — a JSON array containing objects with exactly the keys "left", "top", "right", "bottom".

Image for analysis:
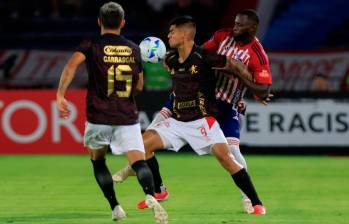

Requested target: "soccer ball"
[{"left": 139, "top": 37, "right": 166, "bottom": 63}]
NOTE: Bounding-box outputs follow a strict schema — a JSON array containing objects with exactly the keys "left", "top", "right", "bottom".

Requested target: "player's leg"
[
  {"left": 218, "top": 102, "right": 253, "bottom": 213},
  {"left": 88, "top": 147, "right": 126, "bottom": 220},
  {"left": 220, "top": 117, "right": 252, "bottom": 212},
  {"left": 119, "top": 124, "right": 168, "bottom": 224},
  {"left": 126, "top": 150, "right": 155, "bottom": 196},
  {"left": 144, "top": 129, "right": 167, "bottom": 187},
  {"left": 84, "top": 122, "right": 124, "bottom": 220},
  {"left": 138, "top": 118, "right": 186, "bottom": 208},
  {"left": 112, "top": 129, "right": 169, "bottom": 198},
  {"left": 228, "top": 141, "right": 253, "bottom": 213},
  {"left": 112, "top": 113, "right": 166, "bottom": 183},
  {"left": 111, "top": 164, "right": 135, "bottom": 183},
  {"left": 211, "top": 143, "right": 265, "bottom": 214},
  {"left": 127, "top": 150, "right": 168, "bottom": 224}
]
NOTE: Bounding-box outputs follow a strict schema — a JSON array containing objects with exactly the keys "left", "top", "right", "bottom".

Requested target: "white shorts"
[
  {"left": 148, "top": 117, "right": 227, "bottom": 155},
  {"left": 84, "top": 122, "right": 145, "bottom": 155}
]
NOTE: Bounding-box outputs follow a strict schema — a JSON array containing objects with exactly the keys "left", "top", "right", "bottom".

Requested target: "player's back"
[{"left": 77, "top": 34, "right": 143, "bottom": 125}]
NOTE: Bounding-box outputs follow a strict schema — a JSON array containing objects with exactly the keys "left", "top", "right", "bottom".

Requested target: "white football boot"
[
  {"left": 242, "top": 198, "right": 254, "bottom": 214},
  {"left": 112, "top": 205, "right": 127, "bottom": 221},
  {"left": 145, "top": 195, "right": 168, "bottom": 224},
  {"left": 112, "top": 165, "right": 136, "bottom": 183}
]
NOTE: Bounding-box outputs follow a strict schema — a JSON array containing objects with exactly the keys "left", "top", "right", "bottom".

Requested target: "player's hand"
[
  {"left": 56, "top": 96, "right": 70, "bottom": 119},
  {"left": 260, "top": 93, "right": 274, "bottom": 105},
  {"left": 213, "top": 57, "right": 252, "bottom": 80},
  {"left": 212, "top": 56, "right": 236, "bottom": 74},
  {"left": 160, "top": 107, "right": 172, "bottom": 119},
  {"left": 237, "top": 100, "right": 247, "bottom": 115},
  {"left": 162, "top": 60, "right": 170, "bottom": 72}
]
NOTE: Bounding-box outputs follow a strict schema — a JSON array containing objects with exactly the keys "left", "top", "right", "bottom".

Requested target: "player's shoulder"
[
  {"left": 165, "top": 49, "right": 177, "bottom": 62},
  {"left": 213, "top": 28, "right": 233, "bottom": 38},
  {"left": 192, "top": 45, "right": 206, "bottom": 58},
  {"left": 214, "top": 28, "right": 233, "bottom": 35},
  {"left": 79, "top": 38, "right": 93, "bottom": 47},
  {"left": 250, "top": 38, "right": 267, "bottom": 54},
  {"left": 193, "top": 45, "right": 218, "bottom": 61},
  {"left": 250, "top": 38, "right": 269, "bottom": 65},
  {"left": 123, "top": 37, "right": 140, "bottom": 50}
]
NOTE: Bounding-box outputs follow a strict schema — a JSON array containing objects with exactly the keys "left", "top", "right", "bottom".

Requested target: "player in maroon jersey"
[
  {"left": 132, "top": 15, "right": 267, "bottom": 215},
  {"left": 56, "top": 2, "right": 167, "bottom": 223}
]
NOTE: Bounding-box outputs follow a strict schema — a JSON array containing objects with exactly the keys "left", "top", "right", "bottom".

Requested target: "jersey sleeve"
[
  {"left": 203, "top": 49, "right": 226, "bottom": 68},
  {"left": 164, "top": 50, "right": 177, "bottom": 69},
  {"left": 249, "top": 51, "right": 272, "bottom": 85},
  {"left": 134, "top": 46, "right": 144, "bottom": 72},
  {"left": 203, "top": 30, "right": 224, "bottom": 51},
  {"left": 163, "top": 92, "right": 174, "bottom": 111},
  {"left": 75, "top": 39, "right": 92, "bottom": 58}
]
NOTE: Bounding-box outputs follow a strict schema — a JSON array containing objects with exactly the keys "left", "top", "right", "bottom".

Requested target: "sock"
[
  {"left": 91, "top": 159, "right": 118, "bottom": 210},
  {"left": 229, "top": 144, "right": 248, "bottom": 199},
  {"left": 232, "top": 168, "right": 262, "bottom": 206},
  {"left": 146, "top": 156, "right": 163, "bottom": 193},
  {"left": 132, "top": 160, "right": 155, "bottom": 196},
  {"left": 229, "top": 144, "right": 247, "bottom": 169}
]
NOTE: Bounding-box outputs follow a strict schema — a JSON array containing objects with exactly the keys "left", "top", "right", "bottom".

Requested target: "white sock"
[{"left": 228, "top": 140, "right": 249, "bottom": 200}]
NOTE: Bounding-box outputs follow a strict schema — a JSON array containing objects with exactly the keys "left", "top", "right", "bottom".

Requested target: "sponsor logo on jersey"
[{"left": 104, "top": 46, "right": 132, "bottom": 56}]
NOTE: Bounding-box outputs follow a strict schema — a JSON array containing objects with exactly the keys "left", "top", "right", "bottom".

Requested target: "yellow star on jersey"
[{"left": 190, "top": 65, "right": 198, "bottom": 74}]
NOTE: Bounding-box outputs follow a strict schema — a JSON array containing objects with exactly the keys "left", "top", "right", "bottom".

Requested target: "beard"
[{"left": 233, "top": 32, "right": 250, "bottom": 42}]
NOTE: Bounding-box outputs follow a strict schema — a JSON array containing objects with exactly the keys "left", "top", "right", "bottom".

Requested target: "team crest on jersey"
[{"left": 190, "top": 65, "right": 198, "bottom": 74}]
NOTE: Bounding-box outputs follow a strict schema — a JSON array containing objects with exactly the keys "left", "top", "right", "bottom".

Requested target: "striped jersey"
[{"left": 203, "top": 28, "right": 272, "bottom": 107}]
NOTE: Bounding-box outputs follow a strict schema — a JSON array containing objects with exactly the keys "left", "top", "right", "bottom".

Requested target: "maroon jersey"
[
  {"left": 165, "top": 45, "right": 226, "bottom": 122},
  {"left": 76, "top": 34, "right": 143, "bottom": 125}
]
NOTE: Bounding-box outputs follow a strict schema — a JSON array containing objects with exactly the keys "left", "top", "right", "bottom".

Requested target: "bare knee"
[{"left": 88, "top": 147, "right": 107, "bottom": 160}]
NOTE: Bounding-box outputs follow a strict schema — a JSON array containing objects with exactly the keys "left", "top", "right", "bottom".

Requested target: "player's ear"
[
  {"left": 97, "top": 18, "right": 101, "bottom": 27},
  {"left": 120, "top": 19, "right": 126, "bottom": 29}
]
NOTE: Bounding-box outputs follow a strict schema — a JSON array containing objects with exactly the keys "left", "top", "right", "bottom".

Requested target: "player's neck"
[
  {"left": 178, "top": 41, "right": 194, "bottom": 63},
  {"left": 237, "top": 36, "right": 255, "bottom": 46},
  {"left": 101, "top": 27, "right": 121, "bottom": 35}
]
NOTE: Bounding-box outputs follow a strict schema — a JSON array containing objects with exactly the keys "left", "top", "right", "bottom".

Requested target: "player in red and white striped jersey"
[
  {"left": 204, "top": 10, "right": 272, "bottom": 105},
  {"left": 203, "top": 9, "right": 272, "bottom": 214}
]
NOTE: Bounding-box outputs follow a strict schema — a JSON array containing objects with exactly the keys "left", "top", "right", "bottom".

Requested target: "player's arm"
[
  {"left": 215, "top": 57, "right": 271, "bottom": 99},
  {"left": 202, "top": 29, "right": 227, "bottom": 51},
  {"left": 56, "top": 52, "right": 85, "bottom": 119},
  {"left": 147, "top": 93, "right": 174, "bottom": 129},
  {"left": 135, "top": 71, "right": 144, "bottom": 93}
]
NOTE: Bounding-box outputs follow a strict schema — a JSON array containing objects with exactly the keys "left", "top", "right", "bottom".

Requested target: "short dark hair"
[
  {"left": 99, "top": 2, "right": 124, "bottom": 29},
  {"left": 238, "top": 9, "right": 259, "bottom": 25},
  {"left": 169, "top": 15, "right": 196, "bottom": 29}
]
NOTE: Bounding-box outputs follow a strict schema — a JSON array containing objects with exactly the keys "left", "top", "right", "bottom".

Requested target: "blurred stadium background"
[
  {"left": 0, "top": 0, "right": 348, "bottom": 223},
  {"left": 0, "top": 0, "right": 348, "bottom": 153}
]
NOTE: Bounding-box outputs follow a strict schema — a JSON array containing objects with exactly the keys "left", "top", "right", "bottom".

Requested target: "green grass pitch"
[{"left": 0, "top": 153, "right": 348, "bottom": 224}]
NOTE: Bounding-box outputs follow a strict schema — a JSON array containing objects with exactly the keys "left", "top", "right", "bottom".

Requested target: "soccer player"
[
  {"left": 136, "top": 15, "right": 267, "bottom": 214},
  {"left": 114, "top": 9, "right": 272, "bottom": 214},
  {"left": 202, "top": 8, "right": 272, "bottom": 212},
  {"left": 56, "top": 2, "right": 168, "bottom": 223}
]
